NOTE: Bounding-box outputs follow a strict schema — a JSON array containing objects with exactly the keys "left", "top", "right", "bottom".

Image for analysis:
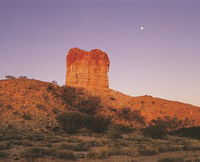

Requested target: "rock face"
[{"left": 66, "top": 48, "right": 110, "bottom": 89}]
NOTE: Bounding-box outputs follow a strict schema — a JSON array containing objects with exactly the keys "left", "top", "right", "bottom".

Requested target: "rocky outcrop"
[{"left": 66, "top": 48, "right": 110, "bottom": 89}]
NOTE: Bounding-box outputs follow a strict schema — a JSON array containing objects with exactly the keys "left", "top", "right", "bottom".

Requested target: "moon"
[{"left": 140, "top": 26, "right": 144, "bottom": 30}]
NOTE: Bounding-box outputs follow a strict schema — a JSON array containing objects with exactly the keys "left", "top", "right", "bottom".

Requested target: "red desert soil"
[{"left": 0, "top": 78, "right": 200, "bottom": 129}]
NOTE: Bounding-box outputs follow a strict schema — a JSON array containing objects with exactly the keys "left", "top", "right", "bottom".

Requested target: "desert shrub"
[
  {"left": 107, "top": 124, "right": 133, "bottom": 139},
  {"left": 59, "top": 143, "right": 89, "bottom": 151},
  {"left": 158, "top": 143, "right": 181, "bottom": 153},
  {"left": 158, "top": 157, "right": 184, "bottom": 162},
  {"left": 22, "top": 113, "right": 32, "bottom": 120},
  {"left": 61, "top": 86, "right": 79, "bottom": 106},
  {"left": 6, "top": 104, "right": 13, "bottom": 110},
  {"left": 139, "top": 145, "right": 159, "bottom": 156},
  {"left": 117, "top": 107, "right": 131, "bottom": 120},
  {"left": 56, "top": 112, "right": 88, "bottom": 134},
  {"left": 19, "top": 76, "right": 27, "bottom": 79},
  {"left": 86, "top": 115, "right": 111, "bottom": 133},
  {"left": 0, "top": 142, "right": 11, "bottom": 150},
  {"left": 26, "top": 133, "right": 45, "bottom": 141},
  {"left": 87, "top": 146, "right": 137, "bottom": 159},
  {"left": 117, "top": 108, "right": 145, "bottom": 124},
  {"left": 142, "top": 125, "right": 168, "bottom": 139},
  {"left": 109, "top": 97, "right": 116, "bottom": 100},
  {"left": 0, "top": 151, "right": 8, "bottom": 158},
  {"left": 21, "top": 147, "right": 76, "bottom": 161},
  {"left": 151, "top": 116, "right": 183, "bottom": 131},
  {"left": 51, "top": 80, "right": 58, "bottom": 85},
  {"left": 87, "top": 150, "right": 108, "bottom": 159},
  {"left": 175, "top": 126, "right": 200, "bottom": 139},
  {"left": 139, "top": 148, "right": 158, "bottom": 156},
  {"left": 0, "top": 127, "right": 22, "bottom": 141},
  {"left": 46, "top": 84, "right": 55, "bottom": 93},
  {"left": 5, "top": 75, "right": 15, "bottom": 79},
  {"left": 52, "top": 108, "right": 61, "bottom": 115},
  {"left": 36, "top": 103, "right": 46, "bottom": 111},
  {"left": 74, "top": 96, "right": 102, "bottom": 115},
  {"left": 182, "top": 141, "right": 200, "bottom": 151},
  {"left": 21, "top": 147, "right": 46, "bottom": 160},
  {"left": 56, "top": 112, "right": 111, "bottom": 134},
  {"left": 143, "top": 116, "right": 184, "bottom": 139},
  {"left": 55, "top": 150, "right": 76, "bottom": 160},
  {"left": 115, "top": 124, "right": 133, "bottom": 133},
  {"left": 107, "top": 126, "right": 123, "bottom": 139}
]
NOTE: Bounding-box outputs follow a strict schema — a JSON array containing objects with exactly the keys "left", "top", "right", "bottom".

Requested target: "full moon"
[{"left": 140, "top": 26, "right": 144, "bottom": 30}]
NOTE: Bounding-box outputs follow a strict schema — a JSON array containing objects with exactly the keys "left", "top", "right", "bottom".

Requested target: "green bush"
[
  {"left": 21, "top": 147, "right": 76, "bottom": 161},
  {"left": 142, "top": 126, "right": 168, "bottom": 139},
  {"left": 143, "top": 116, "right": 184, "bottom": 139},
  {"left": 151, "top": 116, "right": 183, "bottom": 131},
  {"left": 0, "top": 127, "right": 22, "bottom": 141},
  {"left": 61, "top": 86, "right": 79, "bottom": 106},
  {"left": 74, "top": 96, "right": 102, "bottom": 115},
  {"left": 139, "top": 148, "right": 158, "bottom": 156},
  {"left": 56, "top": 112, "right": 88, "bottom": 134},
  {"left": 86, "top": 115, "right": 111, "bottom": 133},
  {"left": 56, "top": 112, "right": 111, "bottom": 134},
  {"left": 175, "top": 126, "right": 200, "bottom": 139},
  {"left": 19, "top": 76, "right": 27, "bottom": 79},
  {"left": 59, "top": 143, "right": 89, "bottom": 151},
  {"left": 107, "top": 126, "right": 122, "bottom": 139},
  {"left": 5, "top": 75, "right": 15, "bottom": 79},
  {"left": 55, "top": 150, "right": 76, "bottom": 160},
  {"left": 0, "top": 151, "right": 8, "bottom": 158},
  {"left": 36, "top": 104, "right": 46, "bottom": 111},
  {"left": 111, "top": 124, "right": 133, "bottom": 134},
  {"left": 117, "top": 108, "right": 145, "bottom": 124},
  {"left": 21, "top": 147, "right": 46, "bottom": 160},
  {"left": 158, "top": 157, "right": 184, "bottom": 162},
  {"left": 22, "top": 113, "right": 32, "bottom": 120}
]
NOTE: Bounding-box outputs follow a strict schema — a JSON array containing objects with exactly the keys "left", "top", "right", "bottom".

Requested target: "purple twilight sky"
[{"left": 0, "top": 0, "right": 200, "bottom": 106}]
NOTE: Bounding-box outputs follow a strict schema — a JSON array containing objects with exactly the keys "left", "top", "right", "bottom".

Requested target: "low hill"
[{"left": 0, "top": 78, "right": 200, "bottom": 130}]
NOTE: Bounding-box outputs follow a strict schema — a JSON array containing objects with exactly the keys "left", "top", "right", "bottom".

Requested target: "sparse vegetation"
[
  {"left": 0, "top": 151, "right": 8, "bottom": 158},
  {"left": 73, "top": 96, "right": 102, "bottom": 115},
  {"left": 56, "top": 112, "right": 88, "bottom": 134},
  {"left": 22, "top": 113, "right": 32, "bottom": 120},
  {"left": 142, "top": 125, "right": 168, "bottom": 139},
  {"left": 19, "top": 76, "right": 27, "bottom": 79},
  {"left": 59, "top": 143, "right": 89, "bottom": 151},
  {"left": 142, "top": 116, "right": 184, "bottom": 139},
  {"left": 36, "top": 103, "right": 46, "bottom": 111},
  {"left": 51, "top": 80, "right": 58, "bottom": 85},
  {"left": 56, "top": 112, "right": 111, "bottom": 134},
  {"left": 21, "top": 147, "right": 76, "bottom": 161},
  {"left": 175, "top": 126, "right": 200, "bottom": 139},
  {"left": 158, "top": 157, "right": 185, "bottom": 162},
  {"left": 5, "top": 75, "right": 15, "bottom": 79},
  {"left": 0, "top": 78, "right": 200, "bottom": 161},
  {"left": 117, "top": 107, "right": 145, "bottom": 124}
]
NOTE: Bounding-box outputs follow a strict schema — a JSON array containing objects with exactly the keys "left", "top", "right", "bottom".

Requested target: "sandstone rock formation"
[{"left": 66, "top": 48, "right": 110, "bottom": 89}]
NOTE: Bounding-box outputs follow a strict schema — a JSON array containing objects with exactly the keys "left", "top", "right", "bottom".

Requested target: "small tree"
[
  {"left": 142, "top": 116, "right": 183, "bottom": 139},
  {"left": 19, "top": 76, "right": 27, "bottom": 79},
  {"left": 56, "top": 112, "right": 88, "bottom": 134},
  {"left": 5, "top": 75, "right": 15, "bottom": 79},
  {"left": 56, "top": 112, "right": 112, "bottom": 134},
  {"left": 117, "top": 107, "right": 145, "bottom": 124},
  {"left": 74, "top": 96, "right": 102, "bottom": 115},
  {"left": 51, "top": 80, "right": 58, "bottom": 85},
  {"left": 86, "top": 115, "right": 112, "bottom": 133}
]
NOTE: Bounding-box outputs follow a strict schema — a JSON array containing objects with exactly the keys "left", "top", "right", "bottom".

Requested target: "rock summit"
[{"left": 66, "top": 48, "right": 110, "bottom": 90}]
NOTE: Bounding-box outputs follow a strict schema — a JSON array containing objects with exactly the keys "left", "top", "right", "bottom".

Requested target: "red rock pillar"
[{"left": 66, "top": 48, "right": 110, "bottom": 89}]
